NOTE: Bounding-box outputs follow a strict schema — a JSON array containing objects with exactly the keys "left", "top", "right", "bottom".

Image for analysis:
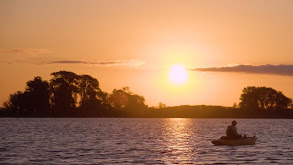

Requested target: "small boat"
[{"left": 211, "top": 137, "right": 257, "bottom": 146}]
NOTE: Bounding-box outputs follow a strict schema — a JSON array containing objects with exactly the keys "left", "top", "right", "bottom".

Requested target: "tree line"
[
  {"left": 1, "top": 70, "right": 292, "bottom": 117},
  {"left": 1, "top": 71, "right": 147, "bottom": 117},
  {"left": 240, "top": 86, "right": 292, "bottom": 111}
]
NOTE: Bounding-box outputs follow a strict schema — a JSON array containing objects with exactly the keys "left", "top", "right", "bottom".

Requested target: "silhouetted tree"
[
  {"left": 108, "top": 87, "right": 147, "bottom": 111},
  {"left": 125, "top": 93, "right": 147, "bottom": 110},
  {"left": 3, "top": 91, "right": 27, "bottom": 115},
  {"left": 24, "top": 76, "right": 50, "bottom": 113},
  {"left": 158, "top": 102, "right": 167, "bottom": 108},
  {"left": 239, "top": 86, "right": 292, "bottom": 111},
  {"left": 77, "top": 74, "right": 109, "bottom": 111},
  {"left": 108, "top": 88, "right": 129, "bottom": 109},
  {"left": 50, "top": 71, "right": 79, "bottom": 112}
]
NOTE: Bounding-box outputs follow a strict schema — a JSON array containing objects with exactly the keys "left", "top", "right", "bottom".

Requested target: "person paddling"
[{"left": 226, "top": 120, "right": 242, "bottom": 139}]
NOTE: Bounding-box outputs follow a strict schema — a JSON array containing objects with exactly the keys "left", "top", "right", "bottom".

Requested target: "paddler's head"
[{"left": 232, "top": 120, "right": 237, "bottom": 126}]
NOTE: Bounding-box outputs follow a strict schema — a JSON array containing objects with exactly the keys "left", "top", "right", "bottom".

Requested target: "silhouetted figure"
[{"left": 226, "top": 120, "right": 242, "bottom": 139}]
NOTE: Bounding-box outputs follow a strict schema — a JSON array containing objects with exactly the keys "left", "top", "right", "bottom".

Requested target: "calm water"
[{"left": 0, "top": 118, "right": 293, "bottom": 164}]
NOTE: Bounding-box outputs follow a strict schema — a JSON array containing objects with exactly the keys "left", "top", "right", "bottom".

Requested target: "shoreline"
[{"left": 2, "top": 106, "right": 293, "bottom": 118}]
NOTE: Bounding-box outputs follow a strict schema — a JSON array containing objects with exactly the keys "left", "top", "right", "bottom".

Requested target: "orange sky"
[{"left": 1, "top": 0, "right": 293, "bottom": 106}]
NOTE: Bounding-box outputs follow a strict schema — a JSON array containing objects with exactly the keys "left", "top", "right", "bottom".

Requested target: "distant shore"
[
  {"left": 1, "top": 106, "right": 293, "bottom": 118},
  {"left": 3, "top": 71, "right": 292, "bottom": 120}
]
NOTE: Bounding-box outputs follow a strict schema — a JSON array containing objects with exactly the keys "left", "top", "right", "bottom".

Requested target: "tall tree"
[
  {"left": 50, "top": 71, "right": 79, "bottom": 112},
  {"left": 25, "top": 76, "right": 50, "bottom": 113},
  {"left": 239, "top": 86, "right": 292, "bottom": 111},
  {"left": 77, "top": 74, "right": 108, "bottom": 110}
]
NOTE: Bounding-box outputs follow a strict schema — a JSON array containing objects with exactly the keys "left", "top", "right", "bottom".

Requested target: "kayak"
[{"left": 211, "top": 137, "right": 257, "bottom": 146}]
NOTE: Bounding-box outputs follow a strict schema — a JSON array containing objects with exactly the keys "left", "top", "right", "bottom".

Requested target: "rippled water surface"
[{"left": 0, "top": 118, "right": 293, "bottom": 164}]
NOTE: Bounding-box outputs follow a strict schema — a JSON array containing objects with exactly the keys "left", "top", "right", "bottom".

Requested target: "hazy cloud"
[
  {"left": 191, "top": 64, "right": 293, "bottom": 76},
  {"left": 0, "top": 48, "right": 51, "bottom": 55},
  {"left": 0, "top": 49, "right": 145, "bottom": 67},
  {"left": 44, "top": 60, "right": 145, "bottom": 67}
]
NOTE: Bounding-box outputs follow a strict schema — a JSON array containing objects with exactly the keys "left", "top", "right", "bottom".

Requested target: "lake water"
[{"left": 0, "top": 118, "right": 293, "bottom": 164}]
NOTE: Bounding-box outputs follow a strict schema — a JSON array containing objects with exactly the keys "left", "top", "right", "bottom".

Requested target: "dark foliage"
[
  {"left": 239, "top": 86, "right": 292, "bottom": 111},
  {"left": 108, "top": 87, "right": 147, "bottom": 111},
  {"left": 2, "top": 71, "right": 147, "bottom": 117},
  {"left": 1, "top": 72, "right": 293, "bottom": 118},
  {"left": 25, "top": 76, "right": 50, "bottom": 113},
  {"left": 50, "top": 71, "right": 79, "bottom": 112}
]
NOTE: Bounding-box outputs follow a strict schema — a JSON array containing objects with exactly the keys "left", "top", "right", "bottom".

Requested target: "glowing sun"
[{"left": 169, "top": 65, "right": 188, "bottom": 84}]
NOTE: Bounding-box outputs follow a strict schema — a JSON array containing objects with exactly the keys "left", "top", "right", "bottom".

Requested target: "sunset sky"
[{"left": 1, "top": 0, "right": 293, "bottom": 107}]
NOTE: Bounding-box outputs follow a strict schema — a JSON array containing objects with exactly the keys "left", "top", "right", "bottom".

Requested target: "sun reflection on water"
[{"left": 162, "top": 118, "right": 195, "bottom": 164}]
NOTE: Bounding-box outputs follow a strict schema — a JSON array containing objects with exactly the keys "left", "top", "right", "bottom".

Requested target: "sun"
[{"left": 169, "top": 64, "right": 188, "bottom": 84}]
